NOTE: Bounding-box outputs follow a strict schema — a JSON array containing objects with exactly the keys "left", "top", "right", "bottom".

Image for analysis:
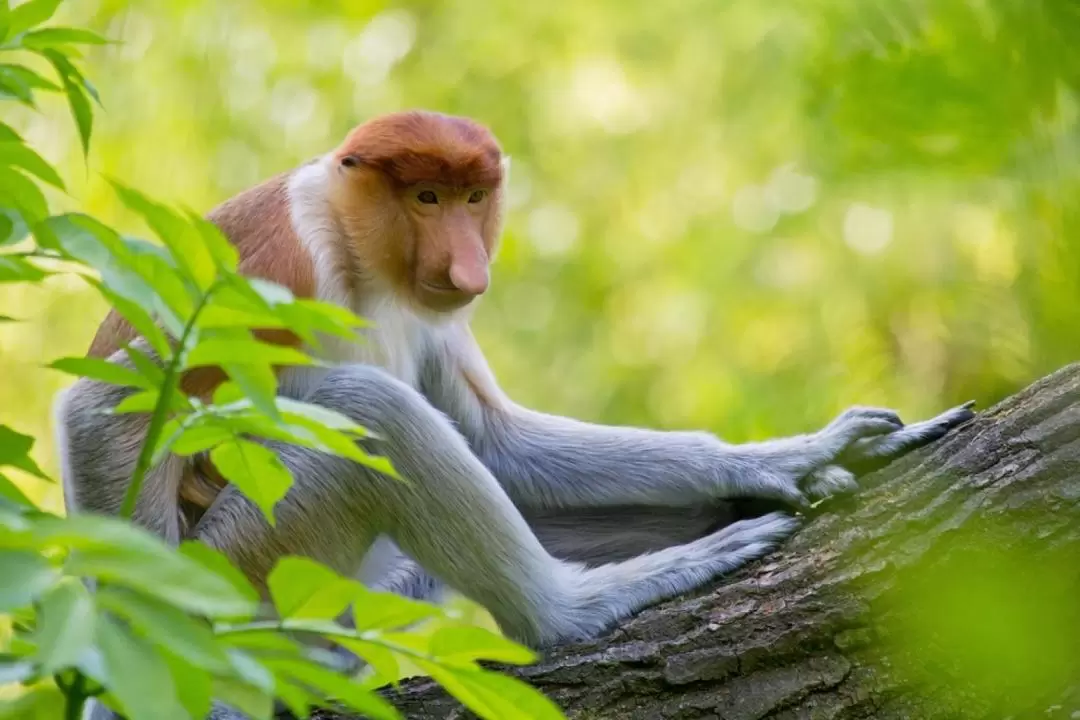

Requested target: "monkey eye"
[
  {"left": 468, "top": 189, "right": 487, "bottom": 204},
  {"left": 417, "top": 190, "right": 439, "bottom": 205}
]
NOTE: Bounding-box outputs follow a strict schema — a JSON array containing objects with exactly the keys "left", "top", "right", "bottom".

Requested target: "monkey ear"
[{"left": 340, "top": 154, "right": 362, "bottom": 169}]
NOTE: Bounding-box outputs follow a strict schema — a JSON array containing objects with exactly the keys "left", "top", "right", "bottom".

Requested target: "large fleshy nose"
[
  {"left": 448, "top": 259, "right": 489, "bottom": 295},
  {"left": 447, "top": 237, "right": 490, "bottom": 293}
]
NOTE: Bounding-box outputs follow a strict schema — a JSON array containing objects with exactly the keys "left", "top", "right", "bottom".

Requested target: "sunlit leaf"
[
  {"left": 178, "top": 541, "right": 260, "bottom": 611},
  {"left": 0, "top": 424, "right": 50, "bottom": 480},
  {"left": 427, "top": 626, "right": 536, "bottom": 665},
  {"left": 352, "top": 589, "right": 441, "bottom": 633},
  {"left": 0, "top": 255, "right": 47, "bottom": 282},
  {"left": 186, "top": 337, "right": 316, "bottom": 369},
  {"left": 187, "top": 210, "right": 239, "bottom": 272},
  {"left": 0, "top": 682, "right": 65, "bottom": 720},
  {"left": 330, "top": 637, "right": 400, "bottom": 685},
  {"left": 0, "top": 470, "right": 35, "bottom": 507},
  {"left": 0, "top": 167, "right": 47, "bottom": 221},
  {"left": 268, "top": 556, "right": 363, "bottom": 621},
  {"left": 0, "top": 206, "right": 28, "bottom": 246},
  {"left": 122, "top": 343, "right": 167, "bottom": 386},
  {"left": 108, "top": 389, "right": 162, "bottom": 414},
  {"left": 96, "top": 585, "right": 231, "bottom": 673},
  {"left": 162, "top": 650, "right": 213, "bottom": 720},
  {"left": 0, "top": 550, "right": 57, "bottom": 611},
  {"left": 0, "top": 140, "right": 63, "bottom": 188},
  {"left": 110, "top": 181, "right": 216, "bottom": 289},
  {"left": 221, "top": 361, "right": 280, "bottom": 419},
  {"left": 48, "top": 356, "right": 156, "bottom": 390},
  {"left": 3, "top": 0, "right": 62, "bottom": 38},
  {"left": 21, "top": 27, "right": 109, "bottom": 49},
  {"left": 416, "top": 661, "right": 565, "bottom": 720},
  {"left": 167, "top": 421, "right": 233, "bottom": 455},
  {"left": 263, "top": 657, "right": 401, "bottom": 720},
  {"left": 40, "top": 49, "right": 93, "bottom": 156},
  {"left": 84, "top": 278, "right": 172, "bottom": 358},
  {"left": 35, "top": 515, "right": 257, "bottom": 618},
  {"left": 96, "top": 613, "right": 188, "bottom": 720},
  {"left": 33, "top": 578, "right": 95, "bottom": 673},
  {"left": 209, "top": 439, "right": 292, "bottom": 525},
  {"left": 210, "top": 675, "right": 274, "bottom": 720}
]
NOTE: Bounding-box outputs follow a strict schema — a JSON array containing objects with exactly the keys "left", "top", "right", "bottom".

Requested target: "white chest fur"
[{"left": 284, "top": 157, "right": 430, "bottom": 393}]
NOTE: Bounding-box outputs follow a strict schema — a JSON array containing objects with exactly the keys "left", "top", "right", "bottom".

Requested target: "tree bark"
[{"left": 383, "top": 365, "right": 1080, "bottom": 719}]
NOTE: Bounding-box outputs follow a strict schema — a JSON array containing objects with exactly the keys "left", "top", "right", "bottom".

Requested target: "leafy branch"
[{"left": 0, "top": 2, "right": 566, "bottom": 719}]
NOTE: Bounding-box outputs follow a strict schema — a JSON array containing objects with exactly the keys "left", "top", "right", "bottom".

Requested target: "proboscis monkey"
[{"left": 55, "top": 110, "right": 974, "bottom": 719}]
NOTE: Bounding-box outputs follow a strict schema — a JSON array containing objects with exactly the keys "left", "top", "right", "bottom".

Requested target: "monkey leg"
[{"left": 192, "top": 364, "right": 800, "bottom": 648}]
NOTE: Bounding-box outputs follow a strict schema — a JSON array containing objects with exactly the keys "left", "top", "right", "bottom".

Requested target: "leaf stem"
[
  {"left": 64, "top": 672, "right": 87, "bottom": 720},
  {"left": 120, "top": 280, "right": 222, "bottom": 518}
]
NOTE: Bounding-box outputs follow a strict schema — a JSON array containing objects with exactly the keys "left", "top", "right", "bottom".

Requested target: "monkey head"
[{"left": 329, "top": 110, "right": 506, "bottom": 316}]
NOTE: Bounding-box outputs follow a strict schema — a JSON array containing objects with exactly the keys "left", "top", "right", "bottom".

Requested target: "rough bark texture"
[{"left": 379, "top": 365, "right": 1080, "bottom": 719}]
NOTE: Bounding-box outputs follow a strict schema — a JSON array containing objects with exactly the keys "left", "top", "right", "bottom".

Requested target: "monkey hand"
[{"left": 801, "top": 401, "right": 977, "bottom": 502}]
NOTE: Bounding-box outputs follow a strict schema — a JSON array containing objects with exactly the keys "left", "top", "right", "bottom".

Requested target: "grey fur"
[{"left": 59, "top": 339, "right": 974, "bottom": 720}]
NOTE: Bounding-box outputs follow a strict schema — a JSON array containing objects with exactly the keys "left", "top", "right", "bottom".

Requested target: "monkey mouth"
[{"left": 417, "top": 281, "right": 477, "bottom": 311}]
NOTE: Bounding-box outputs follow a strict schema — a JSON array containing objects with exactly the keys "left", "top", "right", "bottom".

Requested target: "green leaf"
[
  {"left": 4, "top": 0, "right": 62, "bottom": 38},
  {"left": 41, "top": 49, "right": 93, "bottom": 156},
  {"left": 178, "top": 541, "right": 261, "bottom": 610},
  {"left": 96, "top": 613, "right": 188, "bottom": 720},
  {"left": 163, "top": 422, "right": 228, "bottom": 457},
  {"left": 219, "top": 630, "right": 303, "bottom": 656},
  {"left": 20, "top": 27, "right": 109, "bottom": 48},
  {"left": 209, "top": 439, "right": 292, "bottom": 525},
  {"left": 186, "top": 337, "right": 316, "bottom": 369},
  {"left": 33, "top": 577, "right": 95, "bottom": 673},
  {"left": 0, "top": 550, "right": 57, "bottom": 611},
  {"left": 417, "top": 662, "right": 566, "bottom": 720},
  {"left": 268, "top": 556, "right": 363, "bottom": 621},
  {"left": 0, "top": 255, "right": 47, "bottom": 283},
  {"left": 0, "top": 470, "right": 35, "bottom": 506},
  {"left": 48, "top": 356, "right": 157, "bottom": 390},
  {"left": 0, "top": 140, "right": 64, "bottom": 188},
  {"left": 0, "top": 167, "right": 47, "bottom": 221},
  {"left": 37, "top": 215, "right": 187, "bottom": 337},
  {"left": 96, "top": 585, "right": 231, "bottom": 673},
  {"left": 352, "top": 588, "right": 441, "bottom": 633},
  {"left": 0, "top": 206, "right": 28, "bottom": 246},
  {"left": 210, "top": 675, "right": 274, "bottom": 719},
  {"left": 34, "top": 515, "right": 257, "bottom": 618},
  {"left": 0, "top": 63, "right": 57, "bottom": 91},
  {"left": 122, "top": 343, "right": 167, "bottom": 386},
  {"left": 110, "top": 181, "right": 216, "bottom": 289},
  {"left": 332, "top": 637, "right": 400, "bottom": 686},
  {"left": 0, "top": 71, "right": 34, "bottom": 106},
  {"left": 108, "top": 389, "right": 161, "bottom": 414},
  {"left": 221, "top": 361, "right": 280, "bottom": 419},
  {"left": 188, "top": 209, "right": 238, "bottom": 272},
  {"left": 263, "top": 657, "right": 401, "bottom": 720},
  {"left": 0, "top": 682, "right": 66, "bottom": 720},
  {"left": 0, "top": 424, "right": 50, "bottom": 480},
  {"left": 427, "top": 626, "right": 536, "bottom": 665},
  {"left": 86, "top": 279, "right": 172, "bottom": 358},
  {"left": 162, "top": 650, "right": 213, "bottom": 720}
]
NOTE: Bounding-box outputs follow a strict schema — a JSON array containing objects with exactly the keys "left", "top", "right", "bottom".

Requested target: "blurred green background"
[{"left": 3, "top": 0, "right": 1080, "bottom": 514}]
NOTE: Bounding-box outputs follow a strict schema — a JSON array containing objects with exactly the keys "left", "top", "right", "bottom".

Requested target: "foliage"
[{"left": 0, "top": 3, "right": 564, "bottom": 718}]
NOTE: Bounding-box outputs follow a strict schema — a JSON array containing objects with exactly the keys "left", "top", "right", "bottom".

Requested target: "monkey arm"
[{"left": 420, "top": 327, "right": 928, "bottom": 513}]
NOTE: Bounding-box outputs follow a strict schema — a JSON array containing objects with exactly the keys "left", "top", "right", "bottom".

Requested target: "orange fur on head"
[{"left": 334, "top": 110, "right": 503, "bottom": 190}]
